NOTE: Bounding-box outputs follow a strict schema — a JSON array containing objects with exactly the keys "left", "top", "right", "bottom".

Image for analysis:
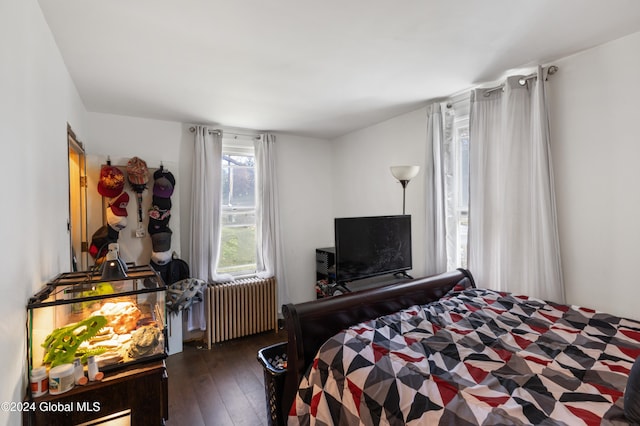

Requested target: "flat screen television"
[{"left": 334, "top": 215, "right": 412, "bottom": 284}]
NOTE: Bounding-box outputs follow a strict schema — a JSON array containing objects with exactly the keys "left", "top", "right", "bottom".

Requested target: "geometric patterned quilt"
[{"left": 289, "top": 287, "right": 640, "bottom": 425}]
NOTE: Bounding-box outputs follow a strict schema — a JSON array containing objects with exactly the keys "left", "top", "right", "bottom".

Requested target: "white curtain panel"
[
  {"left": 255, "top": 133, "right": 289, "bottom": 308},
  {"left": 468, "top": 67, "right": 564, "bottom": 303},
  {"left": 187, "top": 126, "right": 231, "bottom": 331},
  {"left": 424, "top": 103, "right": 448, "bottom": 275}
]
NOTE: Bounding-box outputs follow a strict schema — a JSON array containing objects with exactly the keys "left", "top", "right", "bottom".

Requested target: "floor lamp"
[{"left": 390, "top": 165, "right": 420, "bottom": 215}]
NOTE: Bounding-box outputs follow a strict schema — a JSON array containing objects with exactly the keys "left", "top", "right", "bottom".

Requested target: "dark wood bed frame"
[{"left": 280, "top": 268, "right": 475, "bottom": 421}]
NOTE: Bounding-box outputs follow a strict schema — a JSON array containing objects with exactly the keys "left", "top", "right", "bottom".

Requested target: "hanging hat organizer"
[{"left": 149, "top": 162, "right": 174, "bottom": 266}]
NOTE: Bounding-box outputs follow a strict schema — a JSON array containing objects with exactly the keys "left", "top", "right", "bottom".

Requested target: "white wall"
[
  {"left": 85, "top": 113, "right": 184, "bottom": 266},
  {"left": 0, "top": 0, "right": 87, "bottom": 424},
  {"left": 548, "top": 31, "right": 640, "bottom": 320},
  {"left": 331, "top": 107, "right": 428, "bottom": 279},
  {"left": 275, "top": 134, "right": 334, "bottom": 303}
]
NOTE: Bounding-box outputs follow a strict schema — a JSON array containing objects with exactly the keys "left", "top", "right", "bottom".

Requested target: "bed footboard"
[{"left": 280, "top": 268, "right": 475, "bottom": 421}]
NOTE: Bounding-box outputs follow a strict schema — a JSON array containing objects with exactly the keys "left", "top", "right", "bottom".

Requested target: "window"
[
  {"left": 444, "top": 103, "right": 469, "bottom": 270},
  {"left": 452, "top": 117, "right": 469, "bottom": 269},
  {"left": 218, "top": 139, "right": 257, "bottom": 275}
]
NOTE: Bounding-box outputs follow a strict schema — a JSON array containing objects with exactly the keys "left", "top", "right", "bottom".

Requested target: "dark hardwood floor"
[{"left": 165, "top": 330, "right": 286, "bottom": 426}]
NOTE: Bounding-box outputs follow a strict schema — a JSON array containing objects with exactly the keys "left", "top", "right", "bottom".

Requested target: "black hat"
[
  {"left": 151, "top": 229, "right": 172, "bottom": 252},
  {"left": 148, "top": 215, "right": 171, "bottom": 234},
  {"left": 152, "top": 195, "right": 171, "bottom": 211},
  {"left": 148, "top": 199, "right": 171, "bottom": 234},
  {"left": 89, "top": 225, "right": 119, "bottom": 259},
  {"left": 153, "top": 169, "right": 176, "bottom": 198}
]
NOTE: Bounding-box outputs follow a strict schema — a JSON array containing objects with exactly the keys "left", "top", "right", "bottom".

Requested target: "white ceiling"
[{"left": 38, "top": 0, "right": 640, "bottom": 139}]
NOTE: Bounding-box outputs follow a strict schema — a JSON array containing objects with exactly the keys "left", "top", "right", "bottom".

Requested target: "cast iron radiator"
[{"left": 205, "top": 277, "right": 278, "bottom": 349}]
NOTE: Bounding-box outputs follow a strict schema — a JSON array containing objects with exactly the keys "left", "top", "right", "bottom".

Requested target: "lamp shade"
[
  {"left": 390, "top": 165, "right": 420, "bottom": 181},
  {"left": 101, "top": 258, "right": 128, "bottom": 280},
  {"left": 101, "top": 243, "right": 128, "bottom": 280}
]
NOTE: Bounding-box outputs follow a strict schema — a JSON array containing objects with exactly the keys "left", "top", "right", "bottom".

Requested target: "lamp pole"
[{"left": 399, "top": 180, "right": 409, "bottom": 215}]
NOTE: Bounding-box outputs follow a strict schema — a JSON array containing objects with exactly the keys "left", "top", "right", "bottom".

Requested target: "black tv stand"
[
  {"left": 315, "top": 246, "right": 414, "bottom": 298},
  {"left": 394, "top": 271, "right": 413, "bottom": 279},
  {"left": 328, "top": 283, "right": 351, "bottom": 296}
]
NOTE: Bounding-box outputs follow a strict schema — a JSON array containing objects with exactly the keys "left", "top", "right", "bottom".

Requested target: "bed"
[{"left": 280, "top": 269, "right": 640, "bottom": 425}]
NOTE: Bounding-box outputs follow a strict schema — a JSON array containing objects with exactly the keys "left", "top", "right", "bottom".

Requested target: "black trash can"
[{"left": 257, "top": 342, "right": 288, "bottom": 426}]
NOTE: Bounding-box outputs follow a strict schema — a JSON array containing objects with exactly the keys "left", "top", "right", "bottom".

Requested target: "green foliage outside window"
[{"left": 218, "top": 224, "right": 256, "bottom": 274}]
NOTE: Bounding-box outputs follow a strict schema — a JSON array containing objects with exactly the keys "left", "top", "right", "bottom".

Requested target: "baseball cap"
[
  {"left": 126, "top": 157, "right": 149, "bottom": 186},
  {"left": 109, "top": 192, "right": 130, "bottom": 217},
  {"left": 97, "top": 165, "right": 125, "bottom": 198},
  {"left": 106, "top": 208, "right": 128, "bottom": 231},
  {"left": 151, "top": 229, "right": 172, "bottom": 252},
  {"left": 153, "top": 170, "right": 175, "bottom": 198}
]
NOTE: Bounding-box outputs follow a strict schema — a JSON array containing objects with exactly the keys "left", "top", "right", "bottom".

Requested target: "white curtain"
[
  {"left": 468, "top": 66, "right": 564, "bottom": 302},
  {"left": 424, "top": 103, "right": 447, "bottom": 275},
  {"left": 187, "top": 125, "right": 232, "bottom": 331},
  {"left": 255, "top": 133, "right": 289, "bottom": 309}
]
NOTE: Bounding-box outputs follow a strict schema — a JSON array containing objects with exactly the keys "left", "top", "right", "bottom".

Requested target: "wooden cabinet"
[{"left": 23, "top": 361, "right": 168, "bottom": 425}]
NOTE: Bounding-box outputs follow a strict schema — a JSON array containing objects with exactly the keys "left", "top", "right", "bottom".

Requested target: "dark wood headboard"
[{"left": 280, "top": 268, "right": 475, "bottom": 421}]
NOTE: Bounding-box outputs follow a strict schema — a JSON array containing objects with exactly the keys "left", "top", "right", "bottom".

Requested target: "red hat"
[
  {"left": 107, "top": 208, "right": 128, "bottom": 231},
  {"left": 109, "top": 192, "right": 130, "bottom": 217},
  {"left": 97, "top": 165, "right": 125, "bottom": 198}
]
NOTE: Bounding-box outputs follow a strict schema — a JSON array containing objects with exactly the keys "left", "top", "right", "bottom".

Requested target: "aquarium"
[{"left": 27, "top": 264, "right": 167, "bottom": 385}]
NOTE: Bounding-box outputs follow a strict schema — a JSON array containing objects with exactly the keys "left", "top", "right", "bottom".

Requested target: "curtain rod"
[
  {"left": 445, "top": 92, "right": 471, "bottom": 109},
  {"left": 189, "top": 126, "right": 220, "bottom": 135},
  {"left": 188, "top": 126, "right": 260, "bottom": 139},
  {"left": 482, "top": 65, "right": 559, "bottom": 97}
]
